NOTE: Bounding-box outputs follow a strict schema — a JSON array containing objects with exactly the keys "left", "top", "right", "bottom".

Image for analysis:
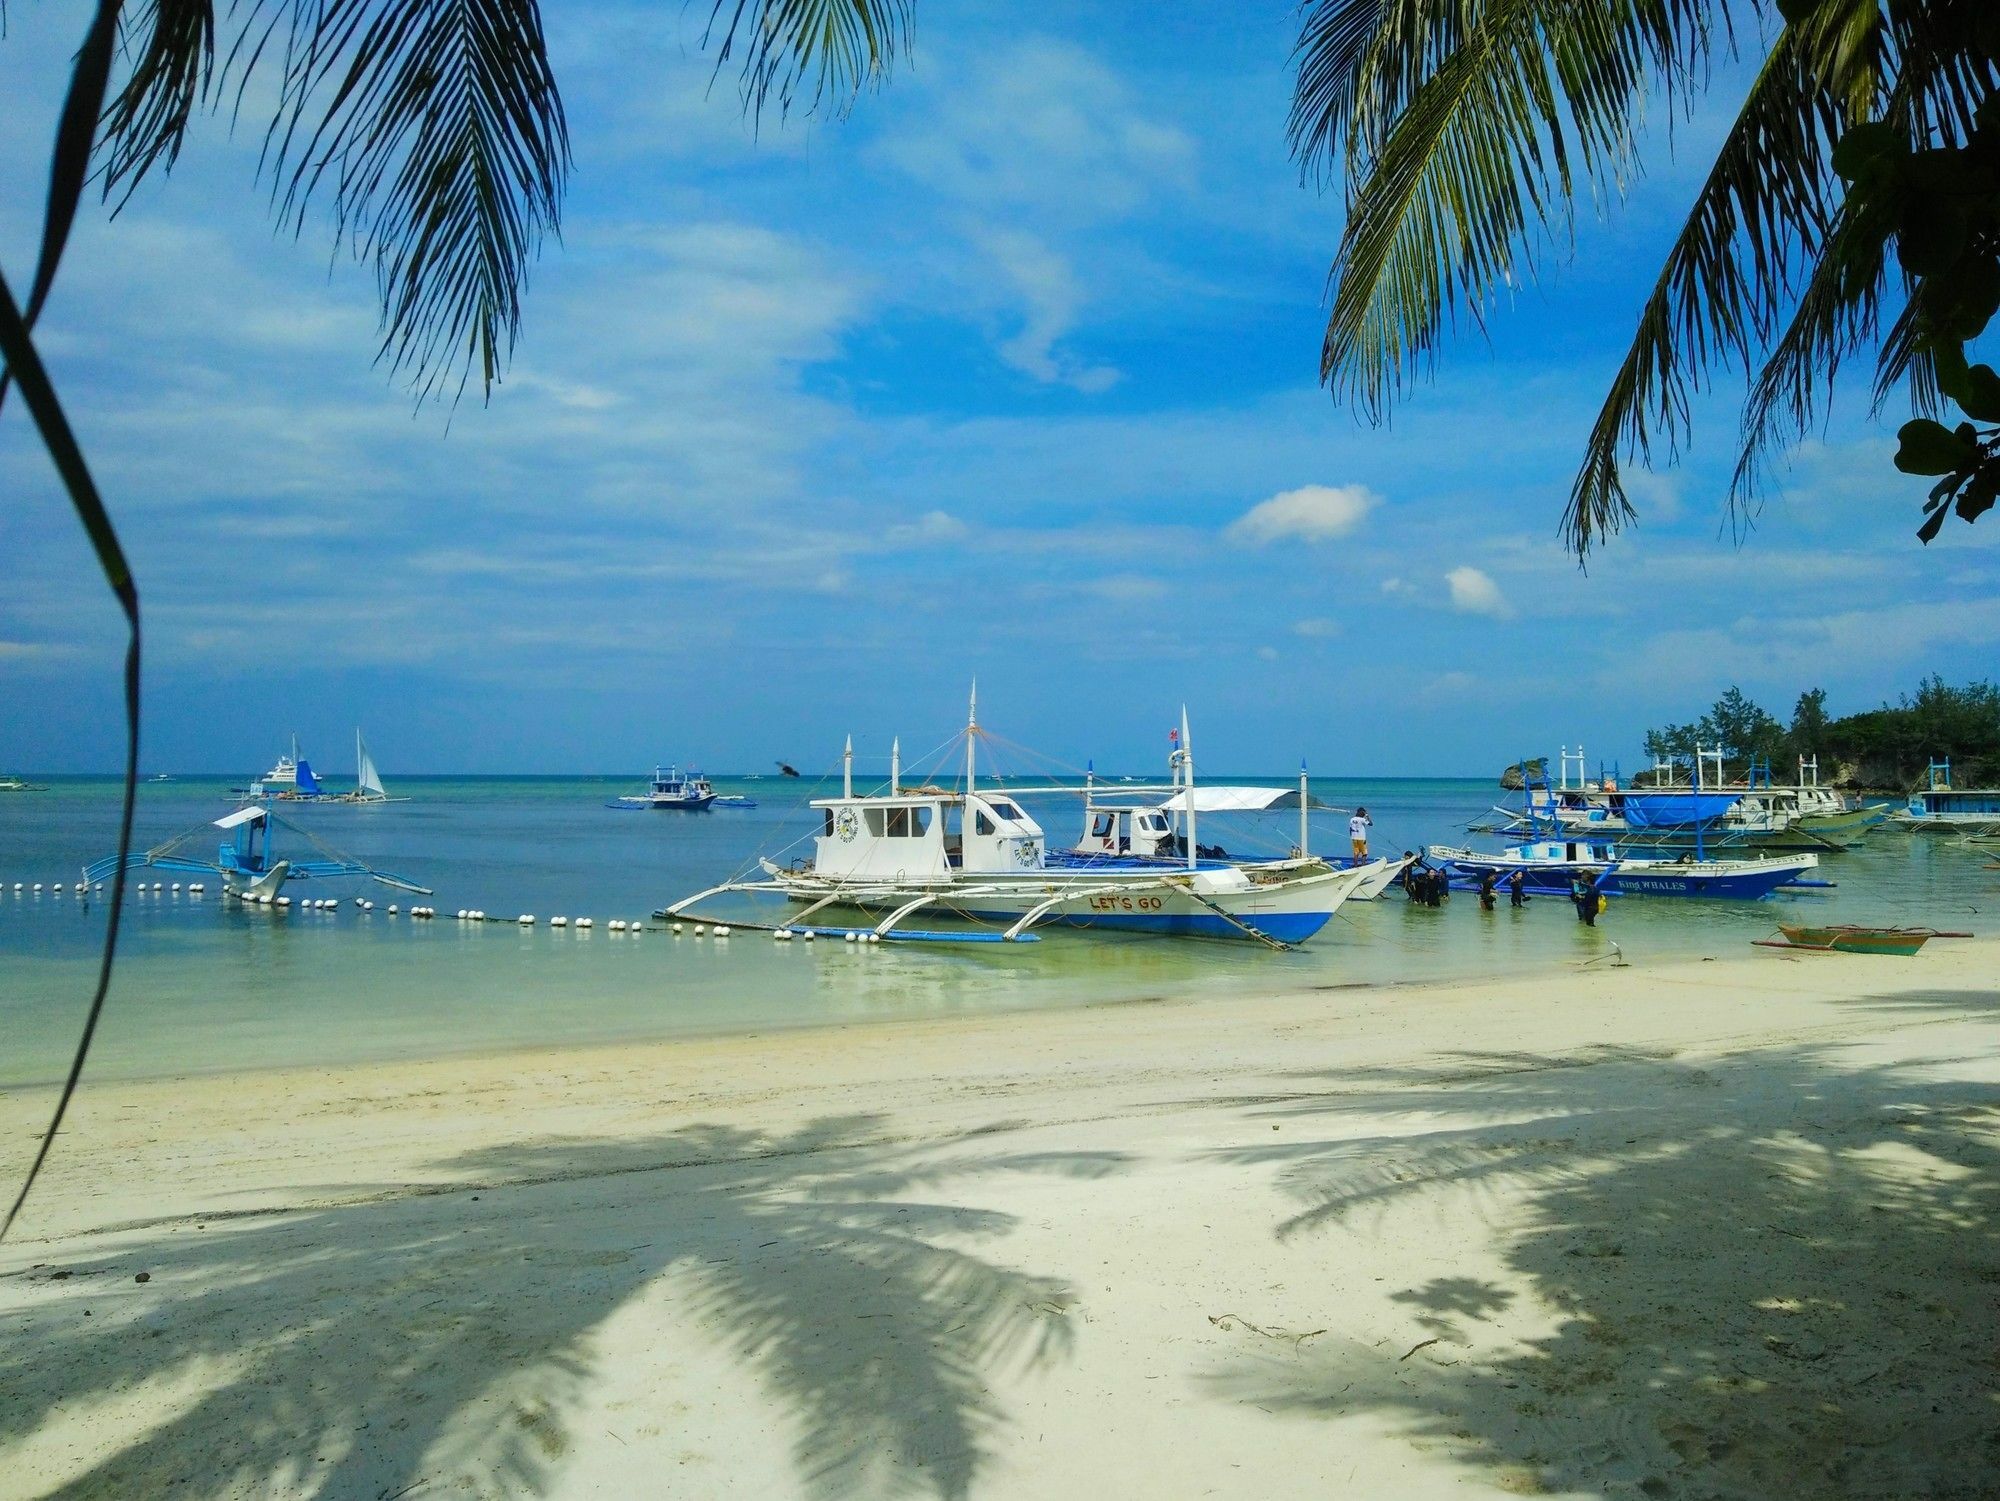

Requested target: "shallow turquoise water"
[{"left": 1, "top": 774, "right": 1992, "bottom": 1085}]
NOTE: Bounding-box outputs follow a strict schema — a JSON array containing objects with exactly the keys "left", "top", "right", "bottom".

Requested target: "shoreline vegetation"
[
  {"left": 1630, "top": 677, "right": 2000, "bottom": 791},
  {"left": 2, "top": 943, "right": 1995, "bottom": 1498}
]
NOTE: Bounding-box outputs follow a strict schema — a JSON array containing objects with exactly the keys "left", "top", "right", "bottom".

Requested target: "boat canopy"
[
  {"left": 1153, "top": 786, "right": 1321, "bottom": 814},
  {"left": 213, "top": 805, "right": 268, "bottom": 829},
  {"left": 1620, "top": 793, "right": 1741, "bottom": 828}
]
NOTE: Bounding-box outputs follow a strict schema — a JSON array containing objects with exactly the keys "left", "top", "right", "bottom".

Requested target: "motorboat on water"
[
  {"left": 665, "top": 699, "right": 1378, "bottom": 946},
  {"left": 611, "top": 765, "right": 718, "bottom": 810},
  {"left": 0, "top": 775, "right": 48, "bottom": 792},
  {"left": 86, "top": 805, "right": 430, "bottom": 900},
  {"left": 1427, "top": 835, "right": 1820, "bottom": 900},
  {"left": 1890, "top": 758, "right": 2000, "bottom": 834}
]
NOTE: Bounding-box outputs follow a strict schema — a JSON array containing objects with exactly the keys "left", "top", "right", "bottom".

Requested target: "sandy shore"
[{"left": 2, "top": 941, "right": 1996, "bottom": 1499}]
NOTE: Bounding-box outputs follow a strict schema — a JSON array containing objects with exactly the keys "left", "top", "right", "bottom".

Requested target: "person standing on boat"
[{"left": 1349, "top": 807, "right": 1372, "bottom": 861}]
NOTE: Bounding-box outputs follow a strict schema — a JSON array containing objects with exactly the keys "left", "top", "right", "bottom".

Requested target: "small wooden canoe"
[{"left": 1768, "top": 924, "right": 1941, "bottom": 956}]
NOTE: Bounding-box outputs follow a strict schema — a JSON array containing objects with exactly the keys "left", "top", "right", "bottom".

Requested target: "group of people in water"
[{"left": 1398, "top": 856, "right": 1603, "bottom": 925}]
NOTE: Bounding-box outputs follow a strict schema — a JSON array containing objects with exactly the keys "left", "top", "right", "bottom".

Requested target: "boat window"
[
  {"left": 887, "top": 806, "right": 910, "bottom": 838},
  {"left": 911, "top": 806, "right": 933, "bottom": 835},
  {"left": 975, "top": 811, "right": 995, "bottom": 836},
  {"left": 865, "top": 808, "right": 887, "bottom": 837},
  {"left": 1138, "top": 814, "right": 1167, "bottom": 833},
  {"left": 822, "top": 809, "right": 834, "bottom": 837},
  {"left": 986, "top": 798, "right": 1024, "bottom": 822},
  {"left": 1090, "top": 812, "right": 1114, "bottom": 839}
]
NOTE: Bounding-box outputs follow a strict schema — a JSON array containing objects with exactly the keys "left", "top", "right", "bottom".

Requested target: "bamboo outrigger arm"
[{"left": 871, "top": 883, "right": 1028, "bottom": 938}]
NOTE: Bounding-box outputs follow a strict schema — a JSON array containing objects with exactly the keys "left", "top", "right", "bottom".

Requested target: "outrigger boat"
[
  {"left": 610, "top": 765, "right": 717, "bottom": 811},
  {"left": 1756, "top": 924, "right": 1969, "bottom": 956},
  {"left": 1477, "top": 748, "right": 1885, "bottom": 851},
  {"left": 85, "top": 805, "right": 430, "bottom": 901},
  {"left": 664, "top": 700, "right": 1379, "bottom": 946},
  {"left": 1891, "top": 759, "right": 2000, "bottom": 834},
  {"left": 1428, "top": 836, "right": 1820, "bottom": 900},
  {"left": 1068, "top": 761, "right": 1413, "bottom": 900},
  {"left": 0, "top": 775, "right": 48, "bottom": 792}
]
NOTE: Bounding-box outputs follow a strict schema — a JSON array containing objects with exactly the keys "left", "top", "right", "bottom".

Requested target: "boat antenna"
[
  {"left": 1182, "top": 706, "right": 1196, "bottom": 871},
  {"left": 843, "top": 735, "right": 853, "bottom": 799}
]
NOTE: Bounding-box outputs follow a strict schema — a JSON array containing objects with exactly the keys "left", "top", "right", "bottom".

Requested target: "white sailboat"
[{"left": 331, "top": 730, "right": 409, "bottom": 803}]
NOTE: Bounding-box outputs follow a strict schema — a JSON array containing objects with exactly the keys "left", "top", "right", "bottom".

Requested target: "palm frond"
[
  {"left": 1315, "top": 0, "right": 1723, "bottom": 422},
  {"left": 1564, "top": 24, "right": 1852, "bottom": 553},
  {"left": 706, "top": 0, "right": 912, "bottom": 120},
  {"left": 99, "top": 0, "right": 218, "bottom": 212},
  {"left": 250, "top": 0, "right": 569, "bottom": 404}
]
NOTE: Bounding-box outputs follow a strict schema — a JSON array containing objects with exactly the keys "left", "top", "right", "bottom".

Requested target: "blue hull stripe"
[{"left": 951, "top": 906, "right": 1331, "bottom": 943}]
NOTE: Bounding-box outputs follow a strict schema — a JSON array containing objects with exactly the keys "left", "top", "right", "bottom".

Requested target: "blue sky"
[{"left": 3, "top": 1, "right": 1995, "bottom": 778}]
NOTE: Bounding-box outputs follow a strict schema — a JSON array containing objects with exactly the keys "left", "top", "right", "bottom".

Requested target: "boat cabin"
[
  {"left": 1907, "top": 759, "right": 2000, "bottom": 818},
  {"left": 1078, "top": 804, "right": 1178, "bottom": 858},
  {"left": 214, "top": 805, "right": 277, "bottom": 878},
  {"left": 811, "top": 790, "right": 1045, "bottom": 881}
]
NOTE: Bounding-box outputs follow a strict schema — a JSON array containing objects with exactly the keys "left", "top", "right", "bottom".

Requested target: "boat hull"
[
  {"left": 1776, "top": 924, "right": 1932, "bottom": 956},
  {"left": 758, "top": 863, "right": 1373, "bottom": 944},
  {"left": 1431, "top": 846, "right": 1817, "bottom": 900}
]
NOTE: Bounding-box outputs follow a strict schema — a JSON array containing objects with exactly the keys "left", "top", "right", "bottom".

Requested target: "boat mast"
[
  {"left": 890, "top": 737, "right": 900, "bottom": 794},
  {"left": 1182, "top": 707, "right": 1196, "bottom": 871},
  {"left": 843, "top": 735, "right": 853, "bottom": 799},
  {"left": 966, "top": 681, "right": 977, "bottom": 798},
  {"left": 1299, "top": 759, "right": 1309, "bottom": 857}
]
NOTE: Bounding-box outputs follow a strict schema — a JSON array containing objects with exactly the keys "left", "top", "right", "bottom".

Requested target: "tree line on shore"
[{"left": 1640, "top": 678, "right": 2000, "bottom": 789}]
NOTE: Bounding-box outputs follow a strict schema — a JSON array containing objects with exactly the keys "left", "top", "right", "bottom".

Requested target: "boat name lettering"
[{"left": 1086, "top": 895, "right": 1165, "bottom": 912}]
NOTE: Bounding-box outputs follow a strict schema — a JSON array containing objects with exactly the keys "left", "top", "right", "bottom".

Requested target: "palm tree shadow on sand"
[
  {"left": 1199, "top": 993, "right": 2000, "bottom": 1499},
  {"left": 0, "top": 1115, "right": 1125, "bottom": 1499}
]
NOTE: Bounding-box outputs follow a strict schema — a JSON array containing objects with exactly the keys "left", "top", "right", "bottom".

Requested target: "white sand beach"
[{"left": 2, "top": 943, "right": 1996, "bottom": 1500}]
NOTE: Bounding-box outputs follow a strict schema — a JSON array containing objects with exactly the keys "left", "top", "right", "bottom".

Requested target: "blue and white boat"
[
  {"left": 1427, "top": 836, "right": 1819, "bottom": 900},
  {"left": 1891, "top": 759, "right": 2000, "bottom": 833},
  {"left": 86, "top": 805, "right": 430, "bottom": 901},
  {"left": 611, "top": 765, "right": 717, "bottom": 810},
  {"left": 666, "top": 699, "right": 1377, "bottom": 946}
]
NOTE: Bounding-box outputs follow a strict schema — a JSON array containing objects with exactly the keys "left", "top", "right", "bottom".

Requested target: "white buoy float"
[
  {"left": 577, "top": 918, "right": 593, "bottom": 929},
  {"left": 672, "top": 923, "right": 683, "bottom": 935},
  {"left": 867, "top": 932, "right": 881, "bottom": 944},
  {"left": 802, "top": 929, "right": 816, "bottom": 941},
  {"left": 773, "top": 928, "right": 790, "bottom": 940},
  {"left": 609, "top": 920, "right": 625, "bottom": 931},
  {"left": 551, "top": 916, "right": 567, "bottom": 928},
  {"left": 32, "top": 884, "right": 42, "bottom": 893},
  {"left": 843, "top": 931, "right": 857, "bottom": 943},
  {"left": 519, "top": 914, "right": 534, "bottom": 925},
  {"left": 713, "top": 925, "right": 730, "bottom": 938},
  {"left": 276, "top": 896, "right": 291, "bottom": 907}
]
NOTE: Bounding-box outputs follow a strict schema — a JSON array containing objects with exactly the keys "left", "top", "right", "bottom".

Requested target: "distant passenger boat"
[
  {"left": 611, "top": 765, "right": 717, "bottom": 810},
  {"left": 0, "top": 775, "right": 48, "bottom": 792}
]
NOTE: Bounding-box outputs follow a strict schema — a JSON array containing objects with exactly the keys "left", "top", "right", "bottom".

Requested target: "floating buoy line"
[{"left": 0, "top": 882, "right": 882, "bottom": 948}]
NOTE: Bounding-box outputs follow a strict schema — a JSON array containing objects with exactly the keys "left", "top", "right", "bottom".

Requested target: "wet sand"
[{"left": 2, "top": 941, "right": 1996, "bottom": 1499}]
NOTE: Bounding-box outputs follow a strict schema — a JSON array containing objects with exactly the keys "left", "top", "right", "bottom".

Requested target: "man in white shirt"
[{"left": 1349, "top": 807, "right": 1372, "bottom": 859}]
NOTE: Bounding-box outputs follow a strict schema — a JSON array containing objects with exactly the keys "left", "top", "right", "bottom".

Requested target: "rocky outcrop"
[{"left": 1498, "top": 758, "right": 1546, "bottom": 791}]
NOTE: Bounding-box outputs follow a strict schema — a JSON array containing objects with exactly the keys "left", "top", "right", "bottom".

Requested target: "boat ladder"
[{"left": 1162, "top": 877, "right": 1296, "bottom": 952}]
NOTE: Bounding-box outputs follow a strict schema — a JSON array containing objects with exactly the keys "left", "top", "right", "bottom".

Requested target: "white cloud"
[
  {"left": 980, "top": 229, "right": 1121, "bottom": 393},
  {"left": 1292, "top": 617, "right": 1342, "bottom": 638},
  {"left": 1621, "top": 468, "right": 1683, "bottom": 520},
  {"left": 886, "top": 510, "right": 969, "bottom": 546},
  {"left": 1380, "top": 576, "right": 1415, "bottom": 596},
  {"left": 1256, "top": 645, "right": 1281, "bottom": 662},
  {"left": 1227, "top": 484, "right": 1379, "bottom": 545},
  {"left": 1445, "top": 566, "right": 1514, "bottom": 618},
  {"left": 1082, "top": 574, "right": 1168, "bottom": 603}
]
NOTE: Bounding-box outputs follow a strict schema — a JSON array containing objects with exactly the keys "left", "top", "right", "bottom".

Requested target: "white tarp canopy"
[
  {"left": 1155, "top": 786, "right": 1330, "bottom": 814},
  {"left": 213, "top": 805, "right": 268, "bottom": 829}
]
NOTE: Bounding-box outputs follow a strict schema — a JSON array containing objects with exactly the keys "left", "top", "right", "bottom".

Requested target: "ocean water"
[{"left": 0, "top": 774, "right": 1992, "bottom": 1085}]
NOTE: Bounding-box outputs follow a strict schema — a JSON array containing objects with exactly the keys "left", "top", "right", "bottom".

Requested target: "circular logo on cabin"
[
  {"left": 835, "top": 809, "right": 859, "bottom": 842},
  {"left": 1014, "top": 839, "right": 1040, "bottom": 868}
]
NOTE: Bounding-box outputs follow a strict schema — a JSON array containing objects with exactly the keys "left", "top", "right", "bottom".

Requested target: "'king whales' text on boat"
[{"left": 663, "top": 697, "right": 1379, "bottom": 945}]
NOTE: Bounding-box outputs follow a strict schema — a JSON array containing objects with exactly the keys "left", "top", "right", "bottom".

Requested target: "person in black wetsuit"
[
  {"left": 1570, "top": 873, "right": 1598, "bottom": 925},
  {"left": 1477, "top": 871, "right": 1497, "bottom": 910},
  {"left": 1508, "top": 869, "right": 1528, "bottom": 908}
]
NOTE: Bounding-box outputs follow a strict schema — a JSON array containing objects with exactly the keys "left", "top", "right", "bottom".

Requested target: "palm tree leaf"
[
  {"left": 706, "top": 0, "right": 912, "bottom": 121},
  {"left": 1564, "top": 23, "right": 1853, "bottom": 553},
  {"left": 98, "top": 0, "right": 219, "bottom": 213},
  {"left": 0, "top": 265, "right": 142, "bottom": 1243},
  {"left": 0, "top": 0, "right": 120, "bottom": 415},
  {"left": 1315, "top": 0, "right": 1724, "bottom": 424},
  {"left": 246, "top": 0, "right": 569, "bottom": 403}
]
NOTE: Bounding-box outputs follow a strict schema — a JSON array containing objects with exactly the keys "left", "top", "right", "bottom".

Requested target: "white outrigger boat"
[
  {"left": 663, "top": 700, "right": 1381, "bottom": 947},
  {"left": 1891, "top": 758, "right": 2000, "bottom": 835}
]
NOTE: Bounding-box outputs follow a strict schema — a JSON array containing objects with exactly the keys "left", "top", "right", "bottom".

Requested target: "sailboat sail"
[{"left": 356, "top": 731, "right": 385, "bottom": 799}]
